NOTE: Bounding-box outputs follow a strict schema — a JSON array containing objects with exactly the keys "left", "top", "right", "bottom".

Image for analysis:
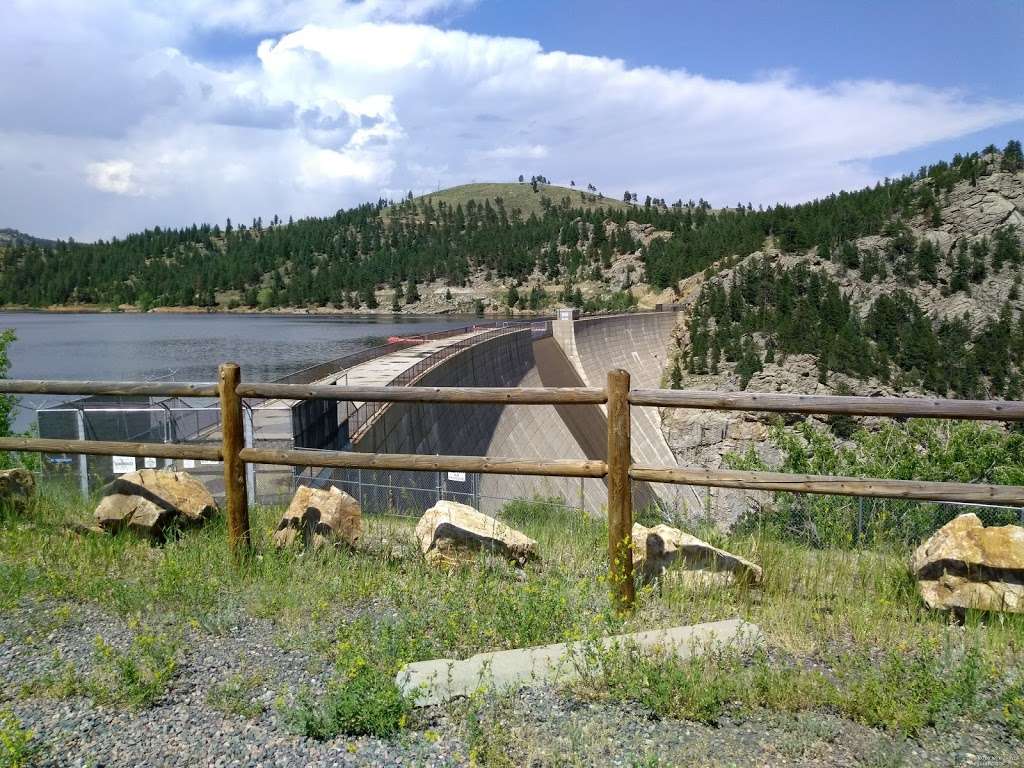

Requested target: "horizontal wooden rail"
[
  {"left": 629, "top": 389, "right": 1024, "bottom": 421},
  {"left": 0, "top": 437, "right": 221, "bottom": 462},
  {"left": 0, "top": 380, "right": 219, "bottom": 398},
  {"left": 240, "top": 447, "right": 608, "bottom": 478},
  {"left": 237, "top": 383, "right": 607, "bottom": 405},
  {"left": 630, "top": 466, "right": 1024, "bottom": 507}
]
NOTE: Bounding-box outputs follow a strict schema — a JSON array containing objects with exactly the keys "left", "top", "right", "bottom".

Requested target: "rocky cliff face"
[{"left": 661, "top": 154, "right": 1024, "bottom": 524}]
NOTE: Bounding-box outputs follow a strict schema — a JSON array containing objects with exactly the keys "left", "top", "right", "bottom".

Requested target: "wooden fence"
[{"left": 2, "top": 364, "right": 1024, "bottom": 611}]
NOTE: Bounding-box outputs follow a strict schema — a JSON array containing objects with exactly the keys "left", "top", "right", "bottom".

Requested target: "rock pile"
[
  {"left": 415, "top": 500, "right": 538, "bottom": 567},
  {"left": 94, "top": 468, "right": 217, "bottom": 540},
  {"left": 912, "top": 513, "right": 1024, "bottom": 613},
  {"left": 273, "top": 484, "right": 362, "bottom": 551}
]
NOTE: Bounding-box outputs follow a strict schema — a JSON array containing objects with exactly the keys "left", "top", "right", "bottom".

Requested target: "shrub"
[
  {"left": 206, "top": 672, "right": 265, "bottom": 719},
  {"left": 0, "top": 709, "right": 35, "bottom": 768},
  {"left": 281, "top": 644, "right": 411, "bottom": 739},
  {"left": 728, "top": 419, "right": 1024, "bottom": 547}
]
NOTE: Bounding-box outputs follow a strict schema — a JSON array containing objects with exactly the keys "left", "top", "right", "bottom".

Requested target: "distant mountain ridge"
[
  {"left": 0, "top": 228, "right": 57, "bottom": 249},
  {"left": 0, "top": 142, "right": 1019, "bottom": 327}
]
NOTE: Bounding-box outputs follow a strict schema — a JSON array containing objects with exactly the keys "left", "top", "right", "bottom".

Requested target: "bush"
[
  {"left": 0, "top": 709, "right": 35, "bottom": 768},
  {"left": 282, "top": 644, "right": 411, "bottom": 739},
  {"left": 728, "top": 419, "right": 1024, "bottom": 547}
]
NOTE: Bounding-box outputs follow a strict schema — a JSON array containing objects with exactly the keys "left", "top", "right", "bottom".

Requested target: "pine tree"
[
  {"left": 405, "top": 276, "right": 420, "bottom": 304},
  {"left": 1001, "top": 139, "right": 1023, "bottom": 172},
  {"left": 669, "top": 356, "right": 682, "bottom": 389}
]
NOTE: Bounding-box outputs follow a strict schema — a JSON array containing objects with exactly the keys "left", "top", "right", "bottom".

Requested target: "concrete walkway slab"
[{"left": 396, "top": 618, "right": 762, "bottom": 706}]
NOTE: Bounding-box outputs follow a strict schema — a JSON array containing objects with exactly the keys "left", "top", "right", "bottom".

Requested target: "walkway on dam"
[{"left": 251, "top": 329, "right": 494, "bottom": 440}]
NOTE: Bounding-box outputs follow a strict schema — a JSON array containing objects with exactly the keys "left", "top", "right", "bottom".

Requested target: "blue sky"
[
  {"left": 458, "top": 2, "right": 1021, "bottom": 95},
  {"left": 2, "top": 0, "right": 1022, "bottom": 240}
]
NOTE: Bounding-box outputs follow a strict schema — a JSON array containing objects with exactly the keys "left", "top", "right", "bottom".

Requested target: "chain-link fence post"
[
  {"left": 243, "top": 406, "right": 256, "bottom": 508},
  {"left": 857, "top": 497, "right": 864, "bottom": 544},
  {"left": 75, "top": 407, "right": 89, "bottom": 498}
]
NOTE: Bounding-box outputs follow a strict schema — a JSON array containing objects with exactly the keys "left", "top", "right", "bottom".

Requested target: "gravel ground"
[{"left": 2, "top": 599, "right": 1022, "bottom": 767}]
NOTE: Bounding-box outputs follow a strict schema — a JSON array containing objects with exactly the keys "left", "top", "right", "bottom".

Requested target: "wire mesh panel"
[
  {"left": 292, "top": 466, "right": 585, "bottom": 523},
  {"left": 724, "top": 490, "right": 1024, "bottom": 549}
]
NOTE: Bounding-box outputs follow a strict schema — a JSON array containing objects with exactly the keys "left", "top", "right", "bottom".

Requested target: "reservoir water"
[{"left": 0, "top": 312, "right": 476, "bottom": 430}]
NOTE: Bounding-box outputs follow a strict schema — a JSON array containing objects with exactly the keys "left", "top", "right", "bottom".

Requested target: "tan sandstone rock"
[
  {"left": 911, "top": 513, "right": 1024, "bottom": 613},
  {"left": 631, "top": 523, "right": 763, "bottom": 587},
  {"left": 273, "top": 484, "right": 362, "bottom": 551},
  {"left": 94, "top": 468, "right": 217, "bottom": 539},
  {"left": 415, "top": 500, "right": 538, "bottom": 567},
  {"left": 0, "top": 467, "right": 35, "bottom": 513}
]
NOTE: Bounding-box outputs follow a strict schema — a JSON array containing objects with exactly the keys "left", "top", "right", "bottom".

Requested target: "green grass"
[
  {"left": 23, "top": 631, "right": 177, "bottom": 710},
  {"left": 412, "top": 182, "right": 632, "bottom": 220},
  {"left": 206, "top": 671, "right": 266, "bottom": 719},
  {"left": 0, "top": 709, "right": 36, "bottom": 768},
  {"left": 3, "top": 485, "right": 1023, "bottom": 746},
  {"left": 281, "top": 640, "right": 412, "bottom": 738}
]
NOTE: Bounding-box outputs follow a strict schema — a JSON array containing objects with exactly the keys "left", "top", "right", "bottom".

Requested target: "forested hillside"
[
  {"left": 1, "top": 140, "right": 1018, "bottom": 315},
  {"left": 657, "top": 141, "right": 1024, "bottom": 525},
  {"left": 673, "top": 142, "right": 1024, "bottom": 401}
]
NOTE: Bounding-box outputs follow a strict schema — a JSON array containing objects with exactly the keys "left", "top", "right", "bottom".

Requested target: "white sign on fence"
[
  {"left": 182, "top": 459, "right": 196, "bottom": 469},
  {"left": 143, "top": 457, "right": 157, "bottom": 469},
  {"left": 447, "top": 471, "right": 466, "bottom": 483},
  {"left": 112, "top": 455, "right": 137, "bottom": 474}
]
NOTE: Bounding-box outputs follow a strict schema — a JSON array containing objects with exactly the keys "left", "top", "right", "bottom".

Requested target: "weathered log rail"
[{"left": 2, "top": 368, "right": 1023, "bottom": 610}]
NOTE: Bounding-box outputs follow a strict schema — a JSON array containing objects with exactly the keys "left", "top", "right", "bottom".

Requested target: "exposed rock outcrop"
[
  {"left": 0, "top": 467, "right": 35, "bottom": 513},
  {"left": 911, "top": 513, "right": 1024, "bottom": 613},
  {"left": 94, "top": 469, "right": 217, "bottom": 540},
  {"left": 273, "top": 484, "right": 362, "bottom": 551},
  {"left": 415, "top": 500, "right": 538, "bottom": 567},
  {"left": 661, "top": 164, "right": 1024, "bottom": 528},
  {"left": 631, "top": 523, "right": 762, "bottom": 588}
]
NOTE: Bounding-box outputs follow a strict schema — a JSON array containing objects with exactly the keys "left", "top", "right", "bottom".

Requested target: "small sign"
[
  {"left": 447, "top": 471, "right": 467, "bottom": 483},
  {"left": 182, "top": 459, "right": 196, "bottom": 469},
  {"left": 112, "top": 455, "right": 137, "bottom": 474},
  {"left": 200, "top": 460, "right": 218, "bottom": 465},
  {"left": 143, "top": 457, "right": 157, "bottom": 469}
]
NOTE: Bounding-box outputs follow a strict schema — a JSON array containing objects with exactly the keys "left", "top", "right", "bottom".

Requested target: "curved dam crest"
[{"left": 350, "top": 312, "right": 701, "bottom": 517}]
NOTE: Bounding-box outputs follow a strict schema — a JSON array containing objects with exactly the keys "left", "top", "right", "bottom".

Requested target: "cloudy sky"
[{"left": 2, "top": 0, "right": 1022, "bottom": 241}]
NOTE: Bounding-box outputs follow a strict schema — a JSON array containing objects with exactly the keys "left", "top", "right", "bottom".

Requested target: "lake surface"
[{"left": 0, "top": 312, "right": 476, "bottom": 429}]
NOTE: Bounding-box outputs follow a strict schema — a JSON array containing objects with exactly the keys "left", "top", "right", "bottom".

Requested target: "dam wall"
[
  {"left": 338, "top": 311, "right": 698, "bottom": 519},
  {"left": 352, "top": 328, "right": 608, "bottom": 515},
  {"left": 553, "top": 312, "right": 703, "bottom": 516}
]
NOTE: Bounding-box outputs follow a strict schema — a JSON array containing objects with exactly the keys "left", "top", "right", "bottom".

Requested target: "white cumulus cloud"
[
  {"left": 1, "top": 2, "right": 1022, "bottom": 240},
  {"left": 85, "top": 160, "right": 144, "bottom": 196}
]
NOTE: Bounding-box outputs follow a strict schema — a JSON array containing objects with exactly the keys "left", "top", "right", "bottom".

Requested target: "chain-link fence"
[
  {"left": 709, "top": 487, "right": 1024, "bottom": 549},
  {"left": 292, "top": 464, "right": 588, "bottom": 521}
]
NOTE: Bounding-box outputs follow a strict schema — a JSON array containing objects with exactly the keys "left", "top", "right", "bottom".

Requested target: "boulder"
[
  {"left": 415, "top": 500, "right": 538, "bottom": 567},
  {"left": 273, "top": 484, "right": 362, "bottom": 551},
  {"left": 631, "top": 523, "right": 763, "bottom": 587},
  {"left": 911, "top": 513, "right": 1024, "bottom": 613},
  {"left": 94, "top": 468, "right": 217, "bottom": 539},
  {"left": 0, "top": 467, "right": 35, "bottom": 513}
]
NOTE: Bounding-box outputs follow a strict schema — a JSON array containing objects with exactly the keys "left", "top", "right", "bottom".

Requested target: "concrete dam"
[{"left": 324, "top": 311, "right": 701, "bottom": 517}]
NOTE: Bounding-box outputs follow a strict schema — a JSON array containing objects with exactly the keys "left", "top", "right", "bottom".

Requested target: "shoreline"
[{"left": 0, "top": 304, "right": 551, "bottom": 318}]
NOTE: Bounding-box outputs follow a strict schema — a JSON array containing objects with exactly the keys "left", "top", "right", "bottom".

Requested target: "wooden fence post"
[
  {"left": 219, "top": 363, "right": 251, "bottom": 556},
  {"left": 606, "top": 368, "right": 635, "bottom": 612}
]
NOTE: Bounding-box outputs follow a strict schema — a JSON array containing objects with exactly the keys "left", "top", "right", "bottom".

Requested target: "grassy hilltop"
[{"left": 415, "top": 182, "right": 632, "bottom": 219}]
